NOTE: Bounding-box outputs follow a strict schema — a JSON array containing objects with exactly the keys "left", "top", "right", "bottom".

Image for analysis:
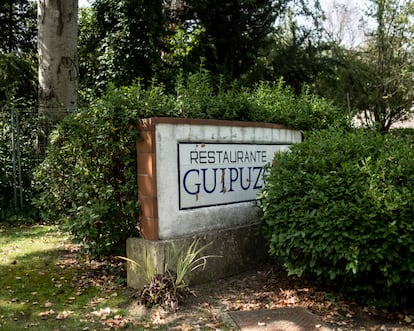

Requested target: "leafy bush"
[
  {"left": 251, "top": 79, "right": 349, "bottom": 131},
  {"left": 259, "top": 128, "right": 414, "bottom": 308},
  {"left": 34, "top": 86, "right": 153, "bottom": 257},
  {"left": 175, "top": 71, "right": 350, "bottom": 130},
  {"left": 34, "top": 71, "right": 348, "bottom": 258},
  {"left": 174, "top": 71, "right": 254, "bottom": 121}
]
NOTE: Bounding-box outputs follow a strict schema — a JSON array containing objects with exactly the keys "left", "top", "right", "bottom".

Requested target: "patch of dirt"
[
  {"left": 125, "top": 263, "right": 414, "bottom": 330},
  {"left": 60, "top": 243, "right": 414, "bottom": 330}
]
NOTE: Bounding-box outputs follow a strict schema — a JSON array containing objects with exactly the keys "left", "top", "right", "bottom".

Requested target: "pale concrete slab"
[{"left": 228, "top": 307, "right": 332, "bottom": 331}]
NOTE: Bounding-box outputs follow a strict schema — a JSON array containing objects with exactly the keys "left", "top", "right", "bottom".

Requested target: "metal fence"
[{"left": 1, "top": 107, "right": 74, "bottom": 212}]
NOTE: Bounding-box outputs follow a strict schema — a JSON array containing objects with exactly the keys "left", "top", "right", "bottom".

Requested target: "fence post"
[{"left": 11, "top": 108, "right": 23, "bottom": 209}]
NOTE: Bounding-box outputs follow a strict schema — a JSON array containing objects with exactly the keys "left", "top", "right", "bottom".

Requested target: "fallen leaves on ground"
[
  {"left": 4, "top": 233, "right": 414, "bottom": 331},
  {"left": 171, "top": 264, "right": 414, "bottom": 331},
  {"left": 51, "top": 243, "right": 414, "bottom": 330}
]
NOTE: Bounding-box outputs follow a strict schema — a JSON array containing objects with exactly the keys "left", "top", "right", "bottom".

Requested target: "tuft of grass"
[
  {"left": 171, "top": 239, "right": 218, "bottom": 294},
  {"left": 122, "top": 239, "right": 220, "bottom": 312}
]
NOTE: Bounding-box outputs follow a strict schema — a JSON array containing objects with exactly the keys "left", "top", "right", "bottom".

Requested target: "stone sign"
[
  {"left": 126, "top": 118, "right": 302, "bottom": 289},
  {"left": 135, "top": 117, "right": 302, "bottom": 240}
]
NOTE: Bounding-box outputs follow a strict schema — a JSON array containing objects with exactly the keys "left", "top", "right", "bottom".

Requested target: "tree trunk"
[
  {"left": 37, "top": 0, "right": 78, "bottom": 153},
  {"left": 38, "top": 0, "right": 78, "bottom": 120}
]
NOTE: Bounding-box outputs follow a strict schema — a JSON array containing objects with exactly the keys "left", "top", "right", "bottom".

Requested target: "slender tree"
[
  {"left": 364, "top": 0, "right": 414, "bottom": 131},
  {"left": 312, "top": 0, "right": 414, "bottom": 132}
]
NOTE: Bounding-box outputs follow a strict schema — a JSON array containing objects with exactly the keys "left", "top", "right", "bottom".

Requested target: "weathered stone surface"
[{"left": 126, "top": 224, "right": 268, "bottom": 289}]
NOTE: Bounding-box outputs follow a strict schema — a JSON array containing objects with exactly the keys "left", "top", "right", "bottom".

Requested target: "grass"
[
  {"left": 0, "top": 222, "right": 236, "bottom": 331},
  {"left": 0, "top": 224, "right": 237, "bottom": 331},
  {"left": 0, "top": 224, "right": 144, "bottom": 330}
]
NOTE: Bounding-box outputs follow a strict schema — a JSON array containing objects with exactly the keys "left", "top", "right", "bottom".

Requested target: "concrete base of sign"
[{"left": 126, "top": 224, "right": 268, "bottom": 289}]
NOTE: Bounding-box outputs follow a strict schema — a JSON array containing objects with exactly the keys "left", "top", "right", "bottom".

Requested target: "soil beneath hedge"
[
  {"left": 56, "top": 240, "right": 414, "bottom": 330},
  {"left": 126, "top": 262, "right": 414, "bottom": 330}
]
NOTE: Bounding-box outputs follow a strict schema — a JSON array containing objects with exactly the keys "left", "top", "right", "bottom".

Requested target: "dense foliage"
[
  {"left": 0, "top": 0, "right": 37, "bottom": 54},
  {"left": 0, "top": 53, "right": 37, "bottom": 107},
  {"left": 77, "top": 0, "right": 414, "bottom": 132},
  {"left": 0, "top": 108, "right": 39, "bottom": 221},
  {"left": 0, "top": 54, "right": 38, "bottom": 220},
  {"left": 259, "top": 128, "right": 414, "bottom": 307},
  {"left": 0, "top": 4, "right": 38, "bottom": 221},
  {"left": 250, "top": 79, "right": 348, "bottom": 131},
  {"left": 173, "top": 0, "right": 277, "bottom": 81},
  {"left": 78, "top": 0, "right": 166, "bottom": 93},
  {"left": 171, "top": 72, "right": 348, "bottom": 130},
  {"left": 242, "top": 3, "right": 328, "bottom": 93},
  {"left": 79, "top": 0, "right": 326, "bottom": 91},
  {"left": 32, "top": 88, "right": 152, "bottom": 257},
  {"left": 33, "top": 72, "right": 347, "bottom": 258}
]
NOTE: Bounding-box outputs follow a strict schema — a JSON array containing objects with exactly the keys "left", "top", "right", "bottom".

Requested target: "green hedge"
[
  {"left": 259, "top": 128, "right": 414, "bottom": 308},
  {"left": 34, "top": 72, "right": 349, "bottom": 258},
  {"left": 33, "top": 90, "right": 145, "bottom": 258}
]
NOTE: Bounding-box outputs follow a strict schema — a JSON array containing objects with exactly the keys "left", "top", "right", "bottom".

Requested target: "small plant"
[
  {"left": 171, "top": 239, "right": 215, "bottom": 294},
  {"left": 120, "top": 239, "right": 218, "bottom": 311},
  {"left": 118, "top": 248, "right": 157, "bottom": 284},
  {"left": 140, "top": 270, "right": 184, "bottom": 311}
]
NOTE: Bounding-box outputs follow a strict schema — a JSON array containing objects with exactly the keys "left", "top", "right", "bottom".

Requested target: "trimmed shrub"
[
  {"left": 33, "top": 84, "right": 156, "bottom": 258},
  {"left": 250, "top": 79, "right": 349, "bottom": 131},
  {"left": 175, "top": 71, "right": 350, "bottom": 130},
  {"left": 33, "top": 71, "right": 349, "bottom": 258},
  {"left": 259, "top": 128, "right": 414, "bottom": 308}
]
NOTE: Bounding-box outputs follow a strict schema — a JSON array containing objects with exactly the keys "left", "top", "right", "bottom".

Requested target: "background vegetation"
[
  {"left": 32, "top": 72, "right": 347, "bottom": 258},
  {"left": 1, "top": 0, "right": 414, "bottom": 309}
]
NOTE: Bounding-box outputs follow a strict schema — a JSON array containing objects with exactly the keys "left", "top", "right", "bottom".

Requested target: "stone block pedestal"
[{"left": 126, "top": 224, "right": 268, "bottom": 289}]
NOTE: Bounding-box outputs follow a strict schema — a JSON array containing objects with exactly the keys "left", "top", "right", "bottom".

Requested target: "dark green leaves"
[
  {"left": 260, "top": 128, "right": 414, "bottom": 308},
  {"left": 33, "top": 91, "right": 142, "bottom": 259}
]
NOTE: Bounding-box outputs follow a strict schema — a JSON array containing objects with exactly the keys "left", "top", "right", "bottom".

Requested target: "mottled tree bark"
[
  {"left": 37, "top": 0, "right": 78, "bottom": 153},
  {"left": 38, "top": 0, "right": 78, "bottom": 120}
]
